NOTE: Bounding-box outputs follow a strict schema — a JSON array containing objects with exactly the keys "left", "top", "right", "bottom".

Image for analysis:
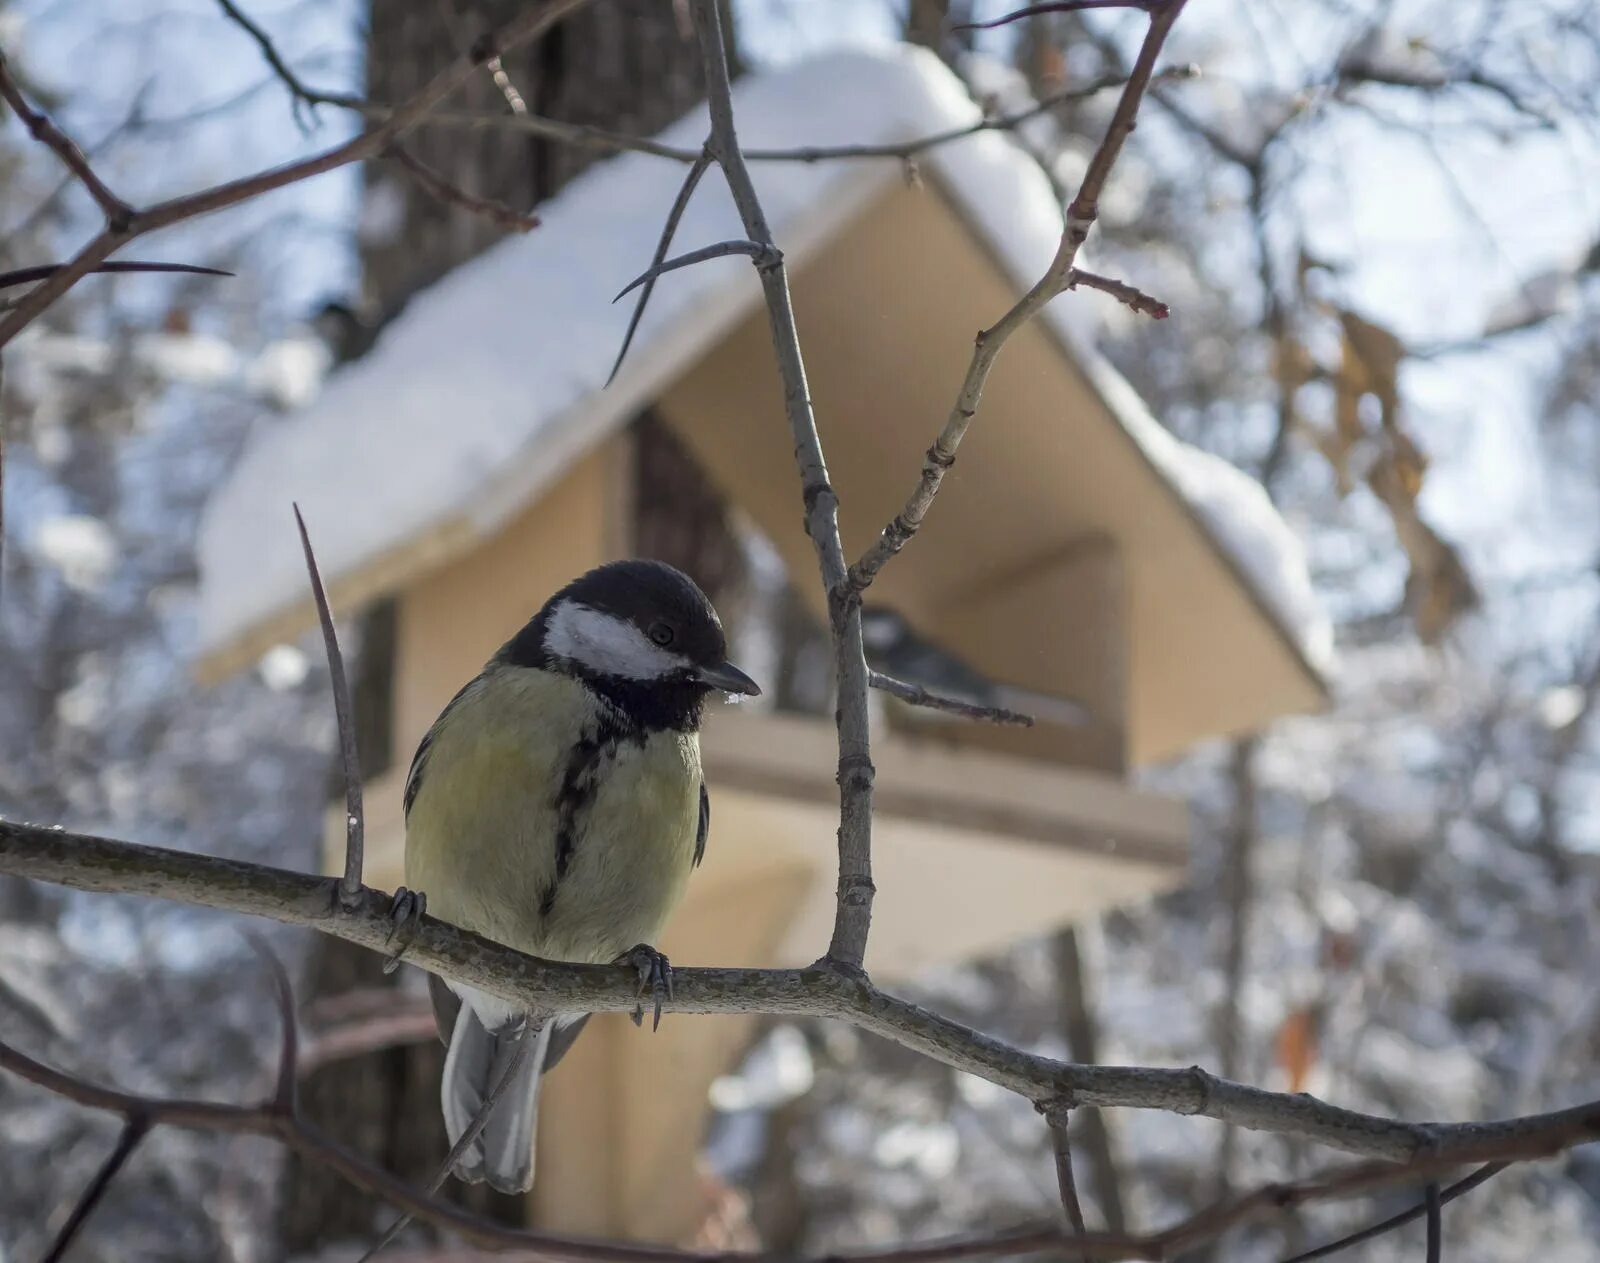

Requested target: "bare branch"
[
  {"left": 687, "top": 0, "right": 879, "bottom": 972},
  {"left": 6, "top": 820, "right": 1600, "bottom": 1178},
  {"left": 236, "top": 935, "right": 304, "bottom": 1119},
  {"left": 848, "top": 0, "right": 1190, "bottom": 596},
  {"left": 0, "top": 53, "right": 134, "bottom": 227},
  {"left": 0, "top": 261, "right": 232, "bottom": 292},
  {"left": 1067, "top": 269, "right": 1170, "bottom": 320},
  {"left": 0, "top": 0, "right": 592, "bottom": 348},
  {"left": 957, "top": 0, "right": 1157, "bottom": 31},
  {"left": 869, "top": 670, "right": 1035, "bottom": 726},
  {"left": 293, "top": 505, "right": 364, "bottom": 906},
  {"left": 606, "top": 149, "right": 712, "bottom": 384},
  {"left": 1281, "top": 1164, "right": 1503, "bottom": 1263},
  {"left": 215, "top": 0, "right": 322, "bottom": 126},
  {"left": 365, "top": 1027, "right": 539, "bottom": 1260},
  {"left": 387, "top": 144, "right": 541, "bottom": 233},
  {"left": 0, "top": 1010, "right": 1572, "bottom": 1262},
  {"left": 1043, "top": 1107, "right": 1091, "bottom": 1263},
  {"left": 613, "top": 239, "right": 777, "bottom": 302},
  {"left": 42, "top": 1118, "right": 150, "bottom": 1263}
]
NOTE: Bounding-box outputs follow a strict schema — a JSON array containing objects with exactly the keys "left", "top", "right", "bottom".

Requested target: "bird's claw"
[
  {"left": 617, "top": 943, "right": 672, "bottom": 1031},
  {"left": 382, "top": 886, "right": 426, "bottom": 975}
]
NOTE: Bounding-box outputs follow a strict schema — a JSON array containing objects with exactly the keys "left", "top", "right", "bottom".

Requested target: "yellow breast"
[{"left": 403, "top": 665, "right": 702, "bottom": 964}]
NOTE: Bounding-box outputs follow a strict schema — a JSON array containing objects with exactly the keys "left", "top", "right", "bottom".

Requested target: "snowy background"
[{"left": 3, "top": 0, "right": 1600, "bottom": 1260}]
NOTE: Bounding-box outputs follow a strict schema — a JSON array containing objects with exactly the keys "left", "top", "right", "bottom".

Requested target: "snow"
[
  {"left": 13, "top": 329, "right": 331, "bottom": 410},
  {"left": 196, "top": 45, "right": 1329, "bottom": 676},
  {"left": 30, "top": 514, "right": 118, "bottom": 591}
]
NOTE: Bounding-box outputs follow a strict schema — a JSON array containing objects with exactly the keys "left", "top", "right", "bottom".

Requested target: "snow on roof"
[{"left": 196, "top": 44, "right": 1331, "bottom": 678}]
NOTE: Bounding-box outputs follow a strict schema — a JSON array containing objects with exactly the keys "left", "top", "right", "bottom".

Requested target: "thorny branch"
[
  {"left": 0, "top": 0, "right": 591, "bottom": 349},
  {"left": 686, "top": 0, "right": 878, "bottom": 973},
  {"left": 846, "top": 0, "right": 1190, "bottom": 596}
]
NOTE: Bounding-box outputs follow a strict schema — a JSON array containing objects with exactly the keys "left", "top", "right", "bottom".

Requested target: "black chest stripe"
[{"left": 540, "top": 714, "right": 638, "bottom": 918}]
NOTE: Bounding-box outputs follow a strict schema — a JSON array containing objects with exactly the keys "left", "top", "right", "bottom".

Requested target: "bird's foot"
[
  {"left": 381, "top": 886, "right": 427, "bottom": 975},
  {"left": 616, "top": 943, "right": 672, "bottom": 1031}
]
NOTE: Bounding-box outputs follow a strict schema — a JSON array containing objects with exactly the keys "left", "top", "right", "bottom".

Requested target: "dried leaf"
[
  {"left": 1339, "top": 308, "right": 1405, "bottom": 430},
  {"left": 1275, "top": 1006, "right": 1319, "bottom": 1094}
]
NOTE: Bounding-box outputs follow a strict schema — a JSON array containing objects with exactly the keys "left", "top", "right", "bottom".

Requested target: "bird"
[
  {"left": 859, "top": 606, "right": 1092, "bottom": 729},
  {"left": 400, "top": 559, "right": 760, "bottom": 1194}
]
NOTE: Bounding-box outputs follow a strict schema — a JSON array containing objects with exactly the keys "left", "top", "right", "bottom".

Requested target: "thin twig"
[
  {"left": 1045, "top": 1108, "right": 1092, "bottom": 1263},
  {"left": 41, "top": 1117, "right": 150, "bottom": 1263},
  {"left": 1280, "top": 1165, "right": 1503, "bottom": 1263},
  {"left": 612, "top": 239, "right": 776, "bottom": 301},
  {"left": 0, "top": 53, "right": 134, "bottom": 226},
  {"left": 293, "top": 505, "right": 363, "bottom": 907},
  {"left": 228, "top": 55, "right": 1191, "bottom": 167},
  {"left": 249, "top": 933, "right": 301, "bottom": 1116},
  {"left": 847, "top": 0, "right": 1191, "bottom": 596},
  {"left": 957, "top": 0, "right": 1157, "bottom": 31},
  {"left": 606, "top": 149, "right": 711, "bottom": 384},
  {"left": 0, "top": 0, "right": 592, "bottom": 348},
  {"left": 7, "top": 821, "right": 1600, "bottom": 1174},
  {"left": 1067, "top": 269, "right": 1170, "bottom": 319},
  {"left": 0, "top": 1022, "right": 1566, "bottom": 1263},
  {"left": 215, "top": 0, "right": 321, "bottom": 129},
  {"left": 1424, "top": 1181, "right": 1443, "bottom": 1263},
  {"left": 869, "top": 670, "right": 1035, "bottom": 726},
  {"left": 688, "top": 0, "right": 878, "bottom": 973},
  {"left": 387, "top": 144, "right": 541, "bottom": 232},
  {"left": 0, "top": 261, "right": 232, "bottom": 292},
  {"left": 364, "top": 1025, "right": 538, "bottom": 1261}
]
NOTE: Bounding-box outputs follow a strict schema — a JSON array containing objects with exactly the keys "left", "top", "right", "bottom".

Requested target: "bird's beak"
[{"left": 694, "top": 660, "right": 761, "bottom": 697}]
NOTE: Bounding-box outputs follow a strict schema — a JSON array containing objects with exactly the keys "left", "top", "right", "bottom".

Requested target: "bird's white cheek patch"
[{"left": 545, "top": 601, "right": 685, "bottom": 681}]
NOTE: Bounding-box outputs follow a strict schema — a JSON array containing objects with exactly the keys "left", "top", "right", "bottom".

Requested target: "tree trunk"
[{"left": 280, "top": 4, "right": 719, "bottom": 1251}]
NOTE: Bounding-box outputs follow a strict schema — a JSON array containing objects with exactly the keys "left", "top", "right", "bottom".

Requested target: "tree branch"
[
  {"left": 293, "top": 506, "right": 365, "bottom": 907},
  {"left": 868, "top": 670, "right": 1035, "bottom": 726},
  {"left": 1044, "top": 1107, "right": 1091, "bottom": 1263},
  {"left": 2, "top": 1003, "right": 1576, "bottom": 1262},
  {"left": 385, "top": 144, "right": 541, "bottom": 233},
  {"left": 0, "top": 0, "right": 591, "bottom": 348},
  {"left": 4, "top": 819, "right": 1600, "bottom": 1176},
  {"left": 847, "top": 0, "right": 1191, "bottom": 595},
  {"left": 0, "top": 53, "right": 134, "bottom": 227},
  {"left": 687, "top": 0, "right": 878, "bottom": 973},
  {"left": 1067, "top": 269, "right": 1169, "bottom": 319}
]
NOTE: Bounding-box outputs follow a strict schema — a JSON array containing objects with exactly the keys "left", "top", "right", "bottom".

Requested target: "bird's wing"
[
  {"left": 404, "top": 675, "right": 481, "bottom": 820},
  {"left": 694, "top": 780, "right": 709, "bottom": 869}
]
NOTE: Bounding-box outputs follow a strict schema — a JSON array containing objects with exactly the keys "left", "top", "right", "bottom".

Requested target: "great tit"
[{"left": 402, "top": 559, "right": 760, "bottom": 1193}]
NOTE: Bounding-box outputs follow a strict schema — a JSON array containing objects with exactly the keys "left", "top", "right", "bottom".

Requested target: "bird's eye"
[{"left": 648, "top": 622, "right": 675, "bottom": 647}]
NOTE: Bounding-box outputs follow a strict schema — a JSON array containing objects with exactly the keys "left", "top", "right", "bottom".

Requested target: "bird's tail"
[{"left": 440, "top": 1006, "right": 552, "bottom": 1194}]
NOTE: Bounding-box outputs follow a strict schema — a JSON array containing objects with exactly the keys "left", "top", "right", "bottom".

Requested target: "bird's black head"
[{"left": 500, "top": 560, "right": 760, "bottom": 731}]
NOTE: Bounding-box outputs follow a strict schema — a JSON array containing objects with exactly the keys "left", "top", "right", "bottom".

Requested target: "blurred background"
[{"left": 2, "top": 1, "right": 1600, "bottom": 1260}]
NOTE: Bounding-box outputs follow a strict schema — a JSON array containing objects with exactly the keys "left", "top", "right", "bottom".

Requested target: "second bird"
[{"left": 403, "top": 559, "right": 760, "bottom": 1193}]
